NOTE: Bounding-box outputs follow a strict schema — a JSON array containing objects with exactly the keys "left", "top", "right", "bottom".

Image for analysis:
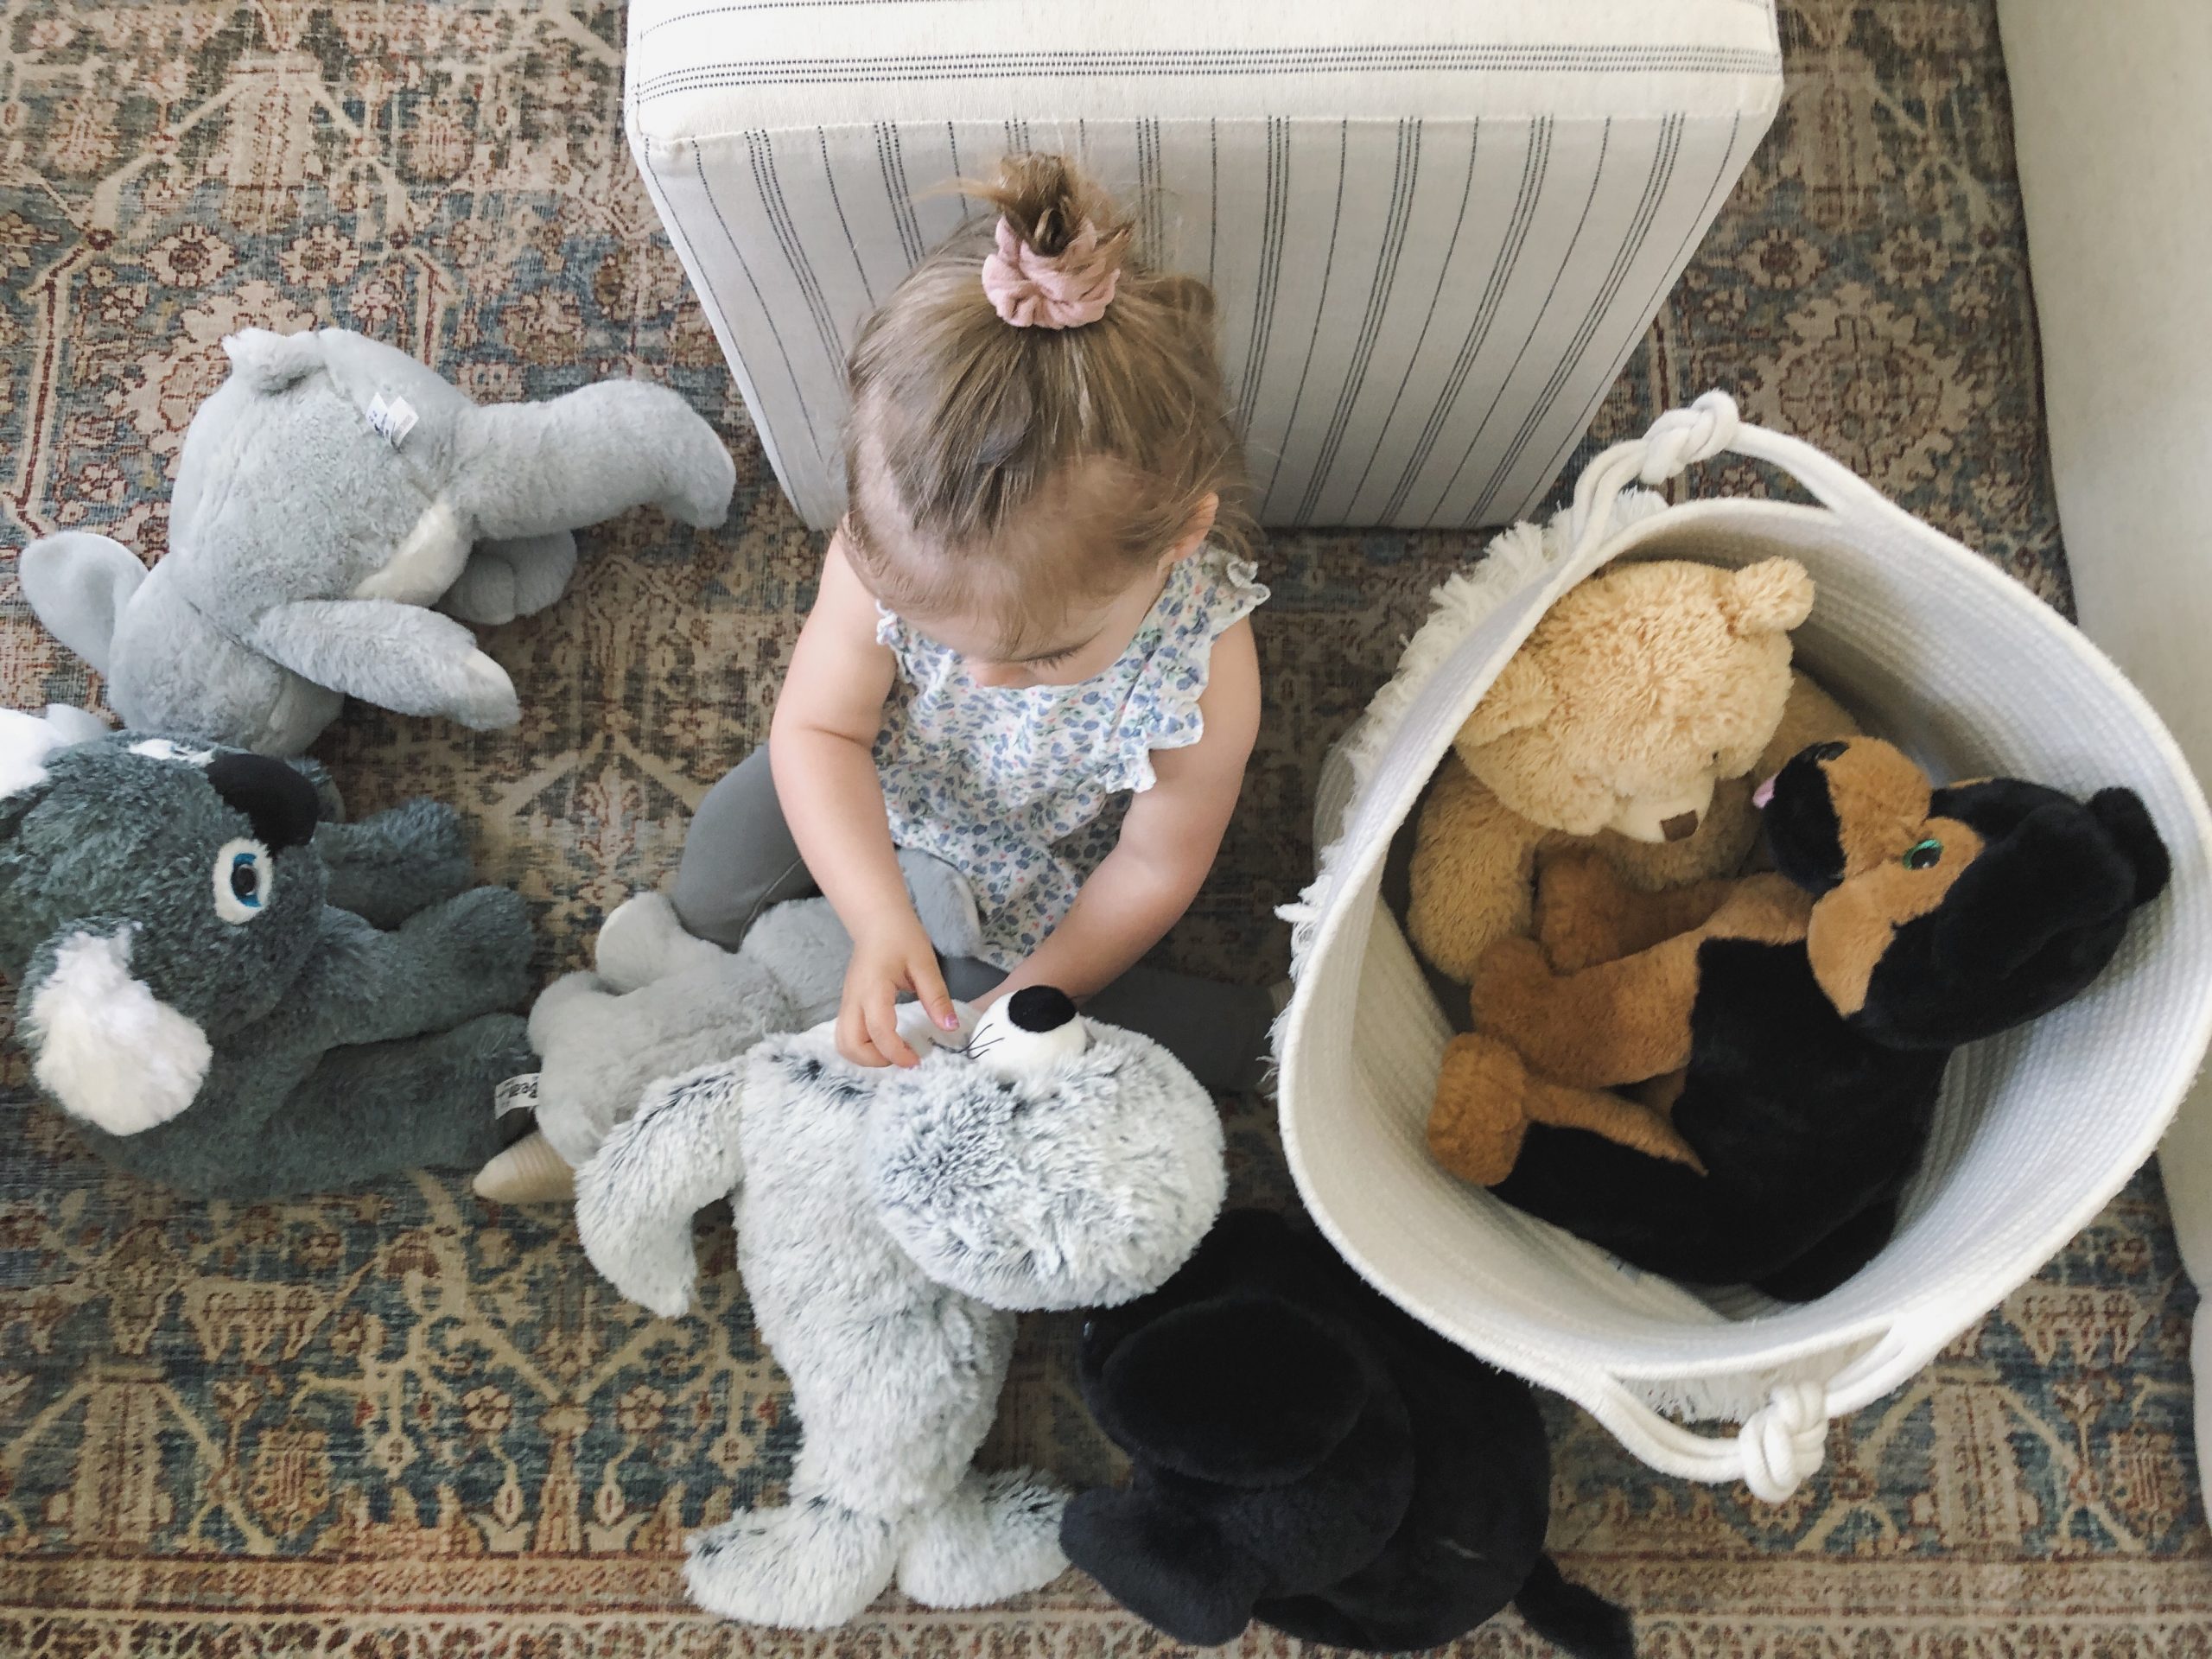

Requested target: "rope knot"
[
  {"left": 1738, "top": 1379, "right": 1827, "bottom": 1502},
  {"left": 1637, "top": 390, "right": 1741, "bottom": 486}
]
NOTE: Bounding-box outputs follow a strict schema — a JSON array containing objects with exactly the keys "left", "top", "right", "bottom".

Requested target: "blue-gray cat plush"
[
  {"left": 18, "top": 327, "right": 735, "bottom": 755},
  {"left": 0, "top": 706, "right": 535, "bottom": 1198}
]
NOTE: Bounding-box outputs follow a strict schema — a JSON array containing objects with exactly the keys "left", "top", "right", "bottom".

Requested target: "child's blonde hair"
[{"left": 842, "top": 153, "right": 1255, "bottom": 658}]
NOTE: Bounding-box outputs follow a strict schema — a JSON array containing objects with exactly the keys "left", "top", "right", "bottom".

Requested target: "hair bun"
[
  {"left": 976, "top": 154, "right": 1125, "bottom": 257},
  {"left": 968, "top": 154, "right": 1134, "bottom": 330}
]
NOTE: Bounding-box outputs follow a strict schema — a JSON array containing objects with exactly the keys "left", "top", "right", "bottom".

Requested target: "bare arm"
[
  {"left": 768, "top": 531, "right": 956, "bottom": 1065},
  {"left": 988, "top": 618, "right": 1261, "bottom": 1007}
]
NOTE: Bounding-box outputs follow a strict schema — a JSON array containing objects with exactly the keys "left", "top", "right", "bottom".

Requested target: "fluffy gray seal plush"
[{"left": 575, "top": 988, "right": 1226, "bottom": 1630}]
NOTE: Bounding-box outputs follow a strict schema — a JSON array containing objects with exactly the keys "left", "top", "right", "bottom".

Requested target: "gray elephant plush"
[
  {"left": 576, "top": 988, "right": 1225, "bottom": 1630},
  {"left": 0, "top": 706, "right": 536, "bottom": 1198},
  {"left": 19, "top": 327, "right": 735, "bottom": 755},
  {"left": 474, "top": 850, "right": 988, "bottom": 1204}
]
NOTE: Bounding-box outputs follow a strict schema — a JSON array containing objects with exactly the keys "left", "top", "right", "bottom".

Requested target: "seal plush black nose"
[
  {"left": 206, "top": 752, "right": 321, "bottom": 850},
  {"left": 1007, "top": 985, "right": 1079, "bottom": 1032}
]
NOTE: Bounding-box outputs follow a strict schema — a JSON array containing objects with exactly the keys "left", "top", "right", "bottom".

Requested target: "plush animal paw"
[
  {"left": 372, "top": 798, "right": 471, "bottom": 866},
  {"left": 403, "top": 886, "right": 535, "bottom": 1014},
  {"left": 897, "top": 1469, "right": 1068, "bottom": 1609},
  {"left": 1467, "top": 935, "right": 1563, "bottom": 1048},
  {"left": 453, "top": 651, "right": 522, "bottom": 730},
  {"left": 1427, "top": 1033, "right": 1534, "bottom": 1185},
  {"left": 658, "top": 413, "right": 740, "bottom": 529},
  {"left": 1531, "top": 847, "right": 1641, "bottom": 973},
  {"left": 315, "top": 798, "right": 474, "bottom": 925},
  {"left": 1061, "top": 1485, "right": 1270, "bottom": 1647},
  {"left": 574, "top": 1061, "right": 749, "bottom": 1316},
  {"left": 898, "top": 849, "right": 986, "bottom": 963},
  {"left": 591, "top": 890, "right": 732, "bottom": 994},
  {"left": 444, "top": 1011, "right": 540, "bottom": 1165},
  {"left": 685, "top": 1500, "right": 898, "bottom": 1630}
]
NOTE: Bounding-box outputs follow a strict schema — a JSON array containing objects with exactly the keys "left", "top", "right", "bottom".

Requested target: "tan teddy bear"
[{"left": 1407, "top": 556, "right": 1855, "bottom": 983}]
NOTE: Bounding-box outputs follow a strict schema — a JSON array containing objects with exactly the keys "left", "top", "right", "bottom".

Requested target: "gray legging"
[{"left": 671, "top": 748, "right": 1276, "bottom": 1095}]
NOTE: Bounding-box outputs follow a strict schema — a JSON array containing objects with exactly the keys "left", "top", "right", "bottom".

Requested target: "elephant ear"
[{"left": 20, "top": 927, "right": 212, "bottom": 1136}]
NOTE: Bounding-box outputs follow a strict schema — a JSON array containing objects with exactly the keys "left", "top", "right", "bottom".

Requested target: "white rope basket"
[{"left": 1274, "top": 393, "right": 2212, "bottom": 1501}]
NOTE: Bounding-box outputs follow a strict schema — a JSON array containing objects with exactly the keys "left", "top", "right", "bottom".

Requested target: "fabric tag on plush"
[
  {"left": 494, "top": 1072, "right": 540, "bottom": 1116},
  {"left": 365, "top": 392, "right": 419, "bottom": 447}
]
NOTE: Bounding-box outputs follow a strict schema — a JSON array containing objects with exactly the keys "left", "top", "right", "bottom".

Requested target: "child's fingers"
[
  {"left": 865, "top": 989, "right": 920, "bottom": 1068},
  {"left": 909, "top": 953, "right": 960, "bottom": 1033},
  {"left": 836, "top": 1003, "right": 883, "bottom": 1067}
]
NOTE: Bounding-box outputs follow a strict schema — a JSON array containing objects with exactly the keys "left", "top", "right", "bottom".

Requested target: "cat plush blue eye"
[
  {"left": 1903, "top": 837, "right": 1943, "bottom": 871},
  {"left": 213, "top": 838, "right": 273, "bottom": 924}
]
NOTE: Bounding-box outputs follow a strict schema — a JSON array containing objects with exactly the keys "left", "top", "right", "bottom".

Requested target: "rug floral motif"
[{"left": 1, "top": 1, "right": 2207, "bottom": 1653}]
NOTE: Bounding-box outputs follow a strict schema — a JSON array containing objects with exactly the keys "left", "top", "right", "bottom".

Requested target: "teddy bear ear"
[
  {"left": 1721, "top": 557, "right": 1815, "bottom": 637},
  {"left": 1458, "top": 652, "right": 1557, "bottom": 748}
]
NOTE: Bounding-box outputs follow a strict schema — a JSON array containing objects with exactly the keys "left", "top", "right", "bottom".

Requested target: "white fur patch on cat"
[{"left": 25, "top": 929, "right": 212, "bottom": 1135}]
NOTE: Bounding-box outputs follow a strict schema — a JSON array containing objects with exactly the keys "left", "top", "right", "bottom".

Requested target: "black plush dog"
[
  {"left": 1062, "top": 1209, "right": 1634, "bottom": 1656},
  {"left": 1428, "top": 737, "right": 2171, "bottom": 1300}
]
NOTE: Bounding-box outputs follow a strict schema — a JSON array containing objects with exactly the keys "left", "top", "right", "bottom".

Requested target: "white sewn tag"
[
  {"left": 365, "top": 392, "right": 418, "bottom": 447},
  {"left": 494, "top": 1072, "right": 541, "bottom": 1116}
]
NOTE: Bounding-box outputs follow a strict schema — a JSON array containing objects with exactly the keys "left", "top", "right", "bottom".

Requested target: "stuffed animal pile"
[
  {"left": 1408, "top": 556, "right": 1855, "bottom": 982},
  {"left": 2, "top": 329, "right": 2194, "bottom": 1649},
  {"left": 1427, "top": 735, "right": 2171, "bottom": 1298}
]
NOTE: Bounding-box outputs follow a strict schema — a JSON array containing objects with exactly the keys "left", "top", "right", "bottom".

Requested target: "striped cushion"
[{"left": 626, "top": 0, "right": 1781, "bottom": 531}]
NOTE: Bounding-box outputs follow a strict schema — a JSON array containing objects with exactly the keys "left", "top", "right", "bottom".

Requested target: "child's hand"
[{"left": 839, "top": 915, "right": 960, "bottom": 1067}]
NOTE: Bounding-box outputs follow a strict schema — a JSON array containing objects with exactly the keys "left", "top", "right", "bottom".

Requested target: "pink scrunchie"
[{"left": 980, "top": 215, "right": 1121, "bottom": 329}]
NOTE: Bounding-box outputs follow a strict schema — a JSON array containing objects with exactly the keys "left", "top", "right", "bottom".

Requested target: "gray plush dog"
[
  {"left": 0, "top": 706, "right": 535, "bottom": 1197},
  {"left": 577, "top": 990, "right": 1225, "bottom": 1630},
  {"left": 20, "top": 327, "right": 735, "bottom": 754}
]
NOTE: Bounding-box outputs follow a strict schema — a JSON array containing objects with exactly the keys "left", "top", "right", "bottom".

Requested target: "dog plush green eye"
[{"left": 1903, "top": 837, "right": 1943, "bottom": 871}]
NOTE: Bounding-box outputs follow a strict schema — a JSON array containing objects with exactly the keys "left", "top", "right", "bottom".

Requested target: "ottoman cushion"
[{"left": 626, "top": 0, "right": 1780, "bottom": 530}]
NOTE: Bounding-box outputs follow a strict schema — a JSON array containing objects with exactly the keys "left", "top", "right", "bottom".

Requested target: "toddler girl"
[{"left": 675, "top": 154, "right": 1277, "bottom": 1090}]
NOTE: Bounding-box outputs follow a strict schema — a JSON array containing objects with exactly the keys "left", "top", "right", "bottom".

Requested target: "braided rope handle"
[
  {"left": 1567, "top": 390, "right": 1919, "bottom": 565},
  {"left": 1588, "top": 1320, "right": 1929, "bottom": 1501},
  {"left": 1592, "top": 1379, "right": 1832, "bottom": 1502}
]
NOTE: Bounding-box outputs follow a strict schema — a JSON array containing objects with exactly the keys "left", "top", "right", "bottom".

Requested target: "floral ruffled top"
[{"left": 873, "top": 546, "right": 1268, "bottom": 969}]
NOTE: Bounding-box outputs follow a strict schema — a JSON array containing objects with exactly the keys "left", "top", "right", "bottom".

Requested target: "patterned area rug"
[{"left": 2, "top": 1, "right": 2208, "bottom": 1652}]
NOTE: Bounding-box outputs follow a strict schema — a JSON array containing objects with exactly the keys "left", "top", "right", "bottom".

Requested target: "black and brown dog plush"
[
  {"left": 1428, "top": 737, "right": 2171, "bottom": 1301},
  {"left": 1062, "top": 1209, "right": 1634, "bottom": 1656}
]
